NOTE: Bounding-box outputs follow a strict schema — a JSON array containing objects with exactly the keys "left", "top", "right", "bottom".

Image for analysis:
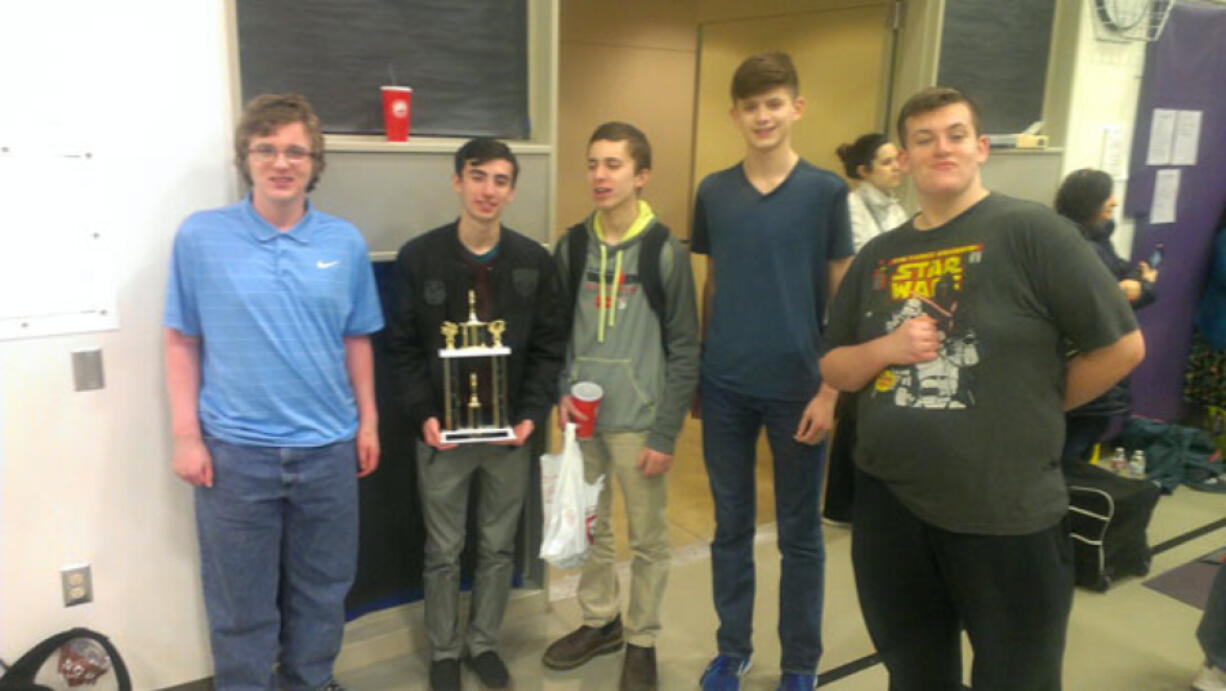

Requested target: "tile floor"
[{"left": 334, "top": 418, "right": 1226, "bottom": 690}]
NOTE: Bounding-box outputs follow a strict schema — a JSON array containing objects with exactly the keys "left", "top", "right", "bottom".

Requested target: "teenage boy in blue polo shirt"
[
  {"left": 691, "top": 52, "right": 853, "bottom": 691},
  {"left": 164, "top": 94, "right": 383, "bottom": 691},
  {"left": 385, "top": 138, "right": 568, "bottom": 691}
]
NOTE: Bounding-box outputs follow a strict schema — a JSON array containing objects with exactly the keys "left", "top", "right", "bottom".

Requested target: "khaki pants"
[{"left": 577, "top": 431, "right": 669, "bottom": 646}]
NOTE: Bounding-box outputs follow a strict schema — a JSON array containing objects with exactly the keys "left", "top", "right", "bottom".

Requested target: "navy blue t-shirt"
[{"left": 691, "top": 160, "right": 853, "bottom": 400}]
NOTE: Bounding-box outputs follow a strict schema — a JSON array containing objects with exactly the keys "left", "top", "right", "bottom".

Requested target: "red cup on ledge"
[
  {"left": 570, "top": 381, "right": 603, "bottom": 440},
  {"left": 381, "top": 86, "right": 413, "bottom": 141}
]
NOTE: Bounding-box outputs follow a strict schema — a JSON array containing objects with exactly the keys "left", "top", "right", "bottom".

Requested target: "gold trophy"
[{"left": 438, "top": 290, "right": 514, "bottom": 443}]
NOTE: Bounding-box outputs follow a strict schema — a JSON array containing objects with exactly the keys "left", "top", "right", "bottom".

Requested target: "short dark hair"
[
  {"left": 731, "top": 51, "right": 799, "bottom": 101},
  {"left": 896, "top": 86, "right": 983, "bottom": 145},
  {"left": 234, "top": 93, "right": 325, "bottom": 192},
  {"left": 836, "top": 133, "right": 891, "bottom": 180},
  {"left": 454, "top": 137, "right": 519, "bottom": 185},
  {"left": 1055, "top": 168, "right": 1114, "bottom": 226},
  {"left": 588, "top": 121, "right": 652, "bottom": 172}
]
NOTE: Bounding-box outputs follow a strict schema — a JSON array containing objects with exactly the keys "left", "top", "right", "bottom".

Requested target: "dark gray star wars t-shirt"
[{"left": 825, "top": 193, "right": 1137, "bottom": 535}]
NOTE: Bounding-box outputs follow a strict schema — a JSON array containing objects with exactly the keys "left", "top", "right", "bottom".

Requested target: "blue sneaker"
[
  {"left": 776, "top": 671, "right": 818, "bottom": 690},
  {"left": 699, "top": 654, "right": 752, "bottom": 690}
]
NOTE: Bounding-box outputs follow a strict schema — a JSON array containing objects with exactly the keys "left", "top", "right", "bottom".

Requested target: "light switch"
[{"left": 72, "top": 349, "right": 104, "bottom": 391}]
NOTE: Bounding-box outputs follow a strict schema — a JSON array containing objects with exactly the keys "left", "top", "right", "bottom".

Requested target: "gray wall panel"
[
  {"left": 310, "top": 151, "right": 551, "bottom": 255},
  {"left": 980, "top": 150, "right": 1063, "bottom": 206}
]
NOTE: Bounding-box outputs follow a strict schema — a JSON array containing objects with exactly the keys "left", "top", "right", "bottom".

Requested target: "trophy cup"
[{"left": 438, "top": 290, "right": 515, "bottom": 443}]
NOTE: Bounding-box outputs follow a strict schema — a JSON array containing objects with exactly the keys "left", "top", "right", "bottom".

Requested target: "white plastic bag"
[{"left": 539, "top": 423, "right": 604, "bottom": 570}]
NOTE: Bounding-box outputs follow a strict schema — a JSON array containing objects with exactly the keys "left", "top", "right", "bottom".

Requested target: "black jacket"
[
  {"left": 1069, "top": 220, "right": 1154, "bottom": 417},
  {"left": 1080, "top": 220, "right": 1156, "bottom": 309},
  {"left": 385, "top": 222, "right": 568, "bottom": 435}
]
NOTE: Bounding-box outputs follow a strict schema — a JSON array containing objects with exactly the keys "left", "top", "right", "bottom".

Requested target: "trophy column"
[{"left": 438, "top": 291, "right": 514, "bottom": 443}]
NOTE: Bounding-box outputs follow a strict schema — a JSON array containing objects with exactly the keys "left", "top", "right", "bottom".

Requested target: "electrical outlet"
[{"left": 61, "top": 564, "right": 92, "bottom": 607}]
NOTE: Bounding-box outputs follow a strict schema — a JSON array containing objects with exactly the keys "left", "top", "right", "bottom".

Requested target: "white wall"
[
  {"left": 0, "top": 2, "right": 234, "bottom": 685},
  {"left": 1059, "top": 0, "right": 1148, "bottom": 258}
]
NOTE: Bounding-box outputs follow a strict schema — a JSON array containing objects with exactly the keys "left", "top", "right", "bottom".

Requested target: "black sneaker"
[
  {"left": 429, "top": 658, "right": 461, "bottom": 691},
  {"left": 465, "top": 650, "right": 511, "bottom": 689}
]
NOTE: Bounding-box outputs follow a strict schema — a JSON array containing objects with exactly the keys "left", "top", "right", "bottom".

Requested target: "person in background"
[
  {"left": 1054, "top": 168, "right": 1157, "bottom": 463},
  {"left": 824, "top": 134, "right": 910, "bottom": 525},
  {"left": 836, "top": 132, "right": 908, "bottom": 252},
  {"left": 1193, "top": 561, "right": 1226, "bottom": 690},
  {"left": 164, "top": 93, "right": 382, "bottom": 691}
]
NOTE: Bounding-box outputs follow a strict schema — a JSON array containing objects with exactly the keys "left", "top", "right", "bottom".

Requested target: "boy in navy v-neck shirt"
[{"left": 690, "top": 52, "right": 853, "bottom": 691}]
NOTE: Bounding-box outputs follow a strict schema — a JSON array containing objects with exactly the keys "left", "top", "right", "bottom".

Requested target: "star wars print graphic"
[{"left": 871, "top": 243, "right": 983, "bottom": 410}]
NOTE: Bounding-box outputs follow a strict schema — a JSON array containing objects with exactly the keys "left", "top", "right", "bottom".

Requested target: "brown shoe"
[
  {"left": 619, "top": 644, "right": 657, "bottom": 690},
  {"left": 542, "top": 616, "right": 624, "bottom": 670}
]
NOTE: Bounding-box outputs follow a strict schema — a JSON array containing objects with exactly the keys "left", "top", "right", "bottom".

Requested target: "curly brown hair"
[{"left": 234, "top": 93, "right": 326, "bottom": 192}]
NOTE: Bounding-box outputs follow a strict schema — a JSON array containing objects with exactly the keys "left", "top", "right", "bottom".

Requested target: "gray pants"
[{"left": 416, "top": 440, "right": 530, "bottom": 660}]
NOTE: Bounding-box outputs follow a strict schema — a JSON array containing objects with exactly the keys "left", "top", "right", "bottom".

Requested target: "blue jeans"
[
  {"left": 1199, "top": 561, "right": 1226, "bottom": 670},
  {"left": 700, "top": 377, "right": 826, "bottom": 673},
  {"left": 196, "top": 437, "right": 358, "bottom": 691}
]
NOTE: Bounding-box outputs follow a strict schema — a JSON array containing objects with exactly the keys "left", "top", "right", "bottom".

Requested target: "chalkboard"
[
  {"left": 937, "top": 0, "right": 1056, "bottom": 134},
  {"left": 237, "top": 0, "right": 529, "bottom": 139}
]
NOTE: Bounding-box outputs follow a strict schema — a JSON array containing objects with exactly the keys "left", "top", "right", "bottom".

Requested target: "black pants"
[
  {"left": 1062, "top": 415, "right": 1111, "bottom": 465},
  {"left": 851, "top": 470, "right": 1074, "bottom": 691},
  {"left": 822, "top": 393, "right": 856, "bottom": 523}
]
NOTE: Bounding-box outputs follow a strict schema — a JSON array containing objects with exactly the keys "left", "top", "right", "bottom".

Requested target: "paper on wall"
[
  {"left": 1145, "top": 109, "right": 1176, "bottom": 165},
  {"left": 1150, "top": 169, "right": 1180, "bottom": 225},
  {"left": 1100, "top": 123, "right": 1126, "bottom": 179},
  {"left": 1171, "top": 110, "right": 1202, "bottom": 166}
]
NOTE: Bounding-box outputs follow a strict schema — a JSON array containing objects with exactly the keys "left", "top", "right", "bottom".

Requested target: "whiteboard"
[{"left": 0, "top": 140, "right": 118, "bottom": 340}]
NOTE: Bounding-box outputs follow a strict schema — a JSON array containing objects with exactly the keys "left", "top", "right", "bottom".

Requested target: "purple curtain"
[{"left": 1124, "top": 1, "right": 1226, "bottom": 421}]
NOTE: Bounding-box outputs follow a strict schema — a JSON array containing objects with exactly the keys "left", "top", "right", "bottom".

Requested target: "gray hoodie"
[{"left": 554, "top": 213, "right": 700, "bottom": 454}]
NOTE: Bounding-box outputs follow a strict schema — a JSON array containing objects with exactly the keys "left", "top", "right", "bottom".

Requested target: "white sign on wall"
[{"left": 0, "top": 138, "right": 118, "bottom": 341}]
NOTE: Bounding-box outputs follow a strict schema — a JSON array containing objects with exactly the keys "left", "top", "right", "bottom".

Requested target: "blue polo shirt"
[
  {"left": 164, "top": 198, "right": 384, "bottom": 446},
  {"left": 691, "top": 160, "right": 853, "bottom": 400}
]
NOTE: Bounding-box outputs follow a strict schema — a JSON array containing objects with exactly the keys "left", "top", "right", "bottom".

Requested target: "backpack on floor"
[
  {"left": 0, "top": 628, "right": 131, "bottom": 691},
  {"left": 1065, "top": 461, "right": 1161, "bottom": 592}
]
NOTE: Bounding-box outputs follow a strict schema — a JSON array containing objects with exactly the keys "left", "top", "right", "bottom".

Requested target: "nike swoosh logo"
[{"left": 316, "top": 260, "right": 340, "bottom": 269}]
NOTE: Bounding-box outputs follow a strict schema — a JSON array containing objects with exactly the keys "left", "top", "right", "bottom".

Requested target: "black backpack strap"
[
  {"left": 567, "top": 220, "right": 670, "bottom": 354},
  {"left": 565, "top": 223, "right": 589, "bottom": 310},
  {"left": 638, "top": 223, "right": 673, "bottom": 355},
  {"left": 1, "top": 628, "right": 131, "bottom": 691}
]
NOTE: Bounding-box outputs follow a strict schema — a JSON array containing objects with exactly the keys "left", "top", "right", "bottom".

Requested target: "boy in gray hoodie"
[{"left": 542, "top": 122, "right": 700, "bottom": 690}]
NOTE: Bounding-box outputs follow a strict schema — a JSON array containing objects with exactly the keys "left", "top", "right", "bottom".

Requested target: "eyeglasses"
[{"left": 248, "top": 145, "right": 314, "bottom": 163}]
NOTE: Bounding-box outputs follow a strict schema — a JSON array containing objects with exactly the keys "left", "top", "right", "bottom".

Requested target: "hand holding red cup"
[{"left": 569, "top": 381, "right": 603, "bottom": 440}]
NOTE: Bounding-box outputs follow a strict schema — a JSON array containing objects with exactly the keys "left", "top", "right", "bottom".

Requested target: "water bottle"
[{"left": 1128, "top": 449, "right": 1147, "bottom": 479}]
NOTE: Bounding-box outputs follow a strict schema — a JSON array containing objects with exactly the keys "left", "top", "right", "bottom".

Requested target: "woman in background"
[
  {"left": 835, "top": 133, "right": 908, "bottom": 251},
  {"left": 822, "top": 134, "right": 908, "bottom": 526},
  {"left": 1055, "top": 168, "right": 1157, "bottom": 463}
]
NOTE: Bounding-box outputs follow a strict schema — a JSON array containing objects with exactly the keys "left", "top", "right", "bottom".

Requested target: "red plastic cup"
[
  {"left": 570, "top": 381, "right": 603, "bottom": 440},
  {"left": 381, "top": 86, "right": 413, "bottom": 141}
]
